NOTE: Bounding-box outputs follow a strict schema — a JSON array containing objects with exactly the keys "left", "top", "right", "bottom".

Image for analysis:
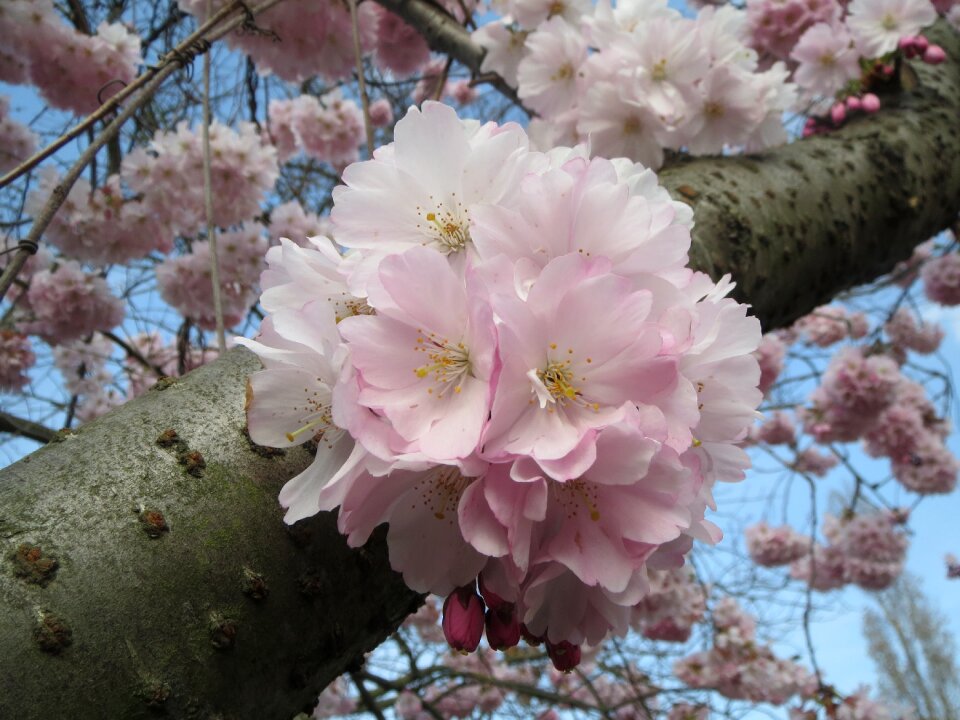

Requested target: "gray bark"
[{"left": 1, "top": 12, "right": 960, "bottom": 720}]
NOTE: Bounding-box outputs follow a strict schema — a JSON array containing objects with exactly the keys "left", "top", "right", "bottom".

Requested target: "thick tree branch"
[
  {"left": 373, "top": 0, "right": 527, "bottom": 108},
  {"left": 1, "top": 18, "right": 960, "bottom": 720}
]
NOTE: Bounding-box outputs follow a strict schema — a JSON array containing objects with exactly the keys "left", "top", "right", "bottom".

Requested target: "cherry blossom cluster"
[
  {"left": 0, "top": 0, "right": 140, "bottom": 115},
  {"left": 792, "top": 305, "right": 868, "bottom": 348},
  {"left": 790, "top": 511, "right": 908, "bottom": 591},
  {"left": 268, "top": 201, "right": 331, "bottom": 249},
  {"left": 17, "top": 260, "right": 124, "bottom": 345},
  {"left": 794, "top": 342, "right": 957, "bottom": 495},
  {"left": 178, "top": 0, "right": 377, "bottom": 82},
  {"left": 124, "top": 332, "right": 220, "bottom": 397},
  {"left": 745, "top": 522, "right": 809, "bottom": 567},
  {"left": 0, "top": 331, "right": 35, "bottom": 391},
  {"left": 178, "top": 0, "right": 472, "bottom": 83},
  {"left": 25, "top": 170, "right": 170, "bottom": 266},
  {"left": 157, "top": 224, "right": 269, "bottom": 330},
  {"left": 921, "top": 249, "right": 960, "bottom": 305},
  {"left": 474, "top": 0, "right": 798, "bottom": 168},
  {"left": 241, "top": 102, "right": 763, "bottom": 668},
  {"left": 268, "top": 91, "right": 365, "bottom": 167},
  {"left": 0, "top": 95, "right": 36, "bottom": 174},
  {"left": 884, "top": 308, "right": 944, "bottom": 355},
  {"left": 674, "top": 598, "right": 816, "bottom": 704},
  {"left": 122, "top": 121, "right": 278, "bottom": 235},
  {"left": 631, "top": 567, "right": 708, "bottom": 642},
  {"left": 52, "top": 335, "right": 122, "bottom": 422}
]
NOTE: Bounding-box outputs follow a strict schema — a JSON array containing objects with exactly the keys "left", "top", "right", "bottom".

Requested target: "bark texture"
[
  {"left": 2, "top": 11, "right": 960, "bottom": 720},
  {"left": 0, "top": 349, "right": 419, "bottom": 719}
]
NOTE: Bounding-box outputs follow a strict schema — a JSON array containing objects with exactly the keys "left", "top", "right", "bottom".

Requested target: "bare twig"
[
  {"left": 202, "top": 0, "right": 227, "bottom": 352},
  {"left": 348, "top": 0, "right": 375, "bottom": 156},
  {"left": 0, "top": 411, "right": 57, "bottom": 444}
]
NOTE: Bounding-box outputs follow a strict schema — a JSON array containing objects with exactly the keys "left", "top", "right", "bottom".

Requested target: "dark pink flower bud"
[
  {"left": 899, "top": 36, "right": 918, "bottom": 58},
  {"left": 830, "top": 102, "right": 846, "bottom": 125},
  {"left": 520, "top": 623, "right": 545, "bottom": 646},
  {"left": 442, "top": 585, "right": 485, "bottom": 653},
  {"left": 545, "top": 639, "right": 582, "bottom": 672},
  {"left": 861, "top": 93, "right": 881, "bottom": 113},
  {"left": 485, "top": 605, "right": 521, "bottom": 651},
  {"left": 882, "top": 64, "right": 895, "bottom": 76},
  {"left": 845, "top": 96, "right": 863, "bottom": 111},
  {"left": 913, "top": 35, "right": 929, "bottom": 54},
  {"left": 923, "top": 45, "right": 946, "bottom": 65}
]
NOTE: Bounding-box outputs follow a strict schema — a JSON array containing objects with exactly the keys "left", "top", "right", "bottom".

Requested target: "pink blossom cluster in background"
[
  {"left": 632, "top": 567, "right": 708, "bottom": 642},
  {"left": 0, "top": 331, "right": 35, "bottom": 391},
  {"left": 921, "top": 248, "right": 960, "bottom": 305},
  {"left": 177, "top": 0, "right": 475, "bottom": 83},
  {"left": 17, "top": 260, "right": 124, "bottom": 345},
  {"left": 124, "top": 332, "right": 220, "bottom": 398},
  {"left": 792, "top": 305, "right": 869, "bottom": 347},
  {"left": 790, "top": 511, "right": 908, "bottom": 591},
  {"left": 745, "top": 522, "right": 809, "bottom": 567},
  {"left": 122, "top": 121, "right": 278, "bottom": 235},
  {"left": 674, "top": 598, "right": 816, "bottom": 704},
  {"left": 0, "top": 0, "right": 140, "bottom": 115},
  {"left": 25, "top": 170, "right": 170, "bottom": 266},
  {"left": 268, "top": 201, "right": 331, "bottom": 249},
  {"left": 267, "top": 91, "right": 366, "bottom": 167},
  {"left": 240, "top": 102, "right": 764, "bottom": 669},
  {"left": 0, "top": 95, "right": 36, "bottom": 174},
  {"left": 157, "top": 225, "right": 269, "bottom": 330}
]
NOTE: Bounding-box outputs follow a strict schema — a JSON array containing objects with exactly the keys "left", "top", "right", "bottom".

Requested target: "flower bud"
[
  {"left": 520, "top": 623, "right": 546, "bottom": 646},
  {"left": 913, "top": 35, "right": 929, "bottom": 54},
  {"left": 845, "top": 95, "right": 862, "bottom": 112},
  {"left": 923, "top": 45, "right": 946, "bottom": 65},
  {"left": 546, "top": 639, "right": 582, "bottom": 672},
  {"left": 830, "top": 102, "right": 846, "bottom": 126},
  {"left": 861, "top": 93, "right": 881, "bottom": 113},
  {"left": 442, "top": 585, "right": 485, "bottom": 653},
  {"left": 899, "top": 36, "right": 918, "bottom": 58},
  {"left": 485, "top": 605, "right": 521, "bottom": 651}
]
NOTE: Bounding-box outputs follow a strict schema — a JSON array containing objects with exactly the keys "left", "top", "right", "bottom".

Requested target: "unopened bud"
[
  {"left": 442, "top": 585, "right": 485, "bottom": 653},
  {"left": 520, "top": 623, "right": 545, "bottom": 646},
  {"left": 485, "top": 605, "right": 521, "bottom": 651},
  {"left": 861, "top": 93, "right": 881, "bottom": 113},
  {"left": 923, "top": 45, "right": 946, "bottom": 65},
  {"left": 546, "top": 639, "right": 582, "bottom": 672},
  {"left": 899, "top": 36, "right": 918, "bottom": 58},
  {"left": 845, "top": 96, "right": 862, "bottom": 111},
  {"left": 830, "top": 102, "right": 846, "bottom": 125}
]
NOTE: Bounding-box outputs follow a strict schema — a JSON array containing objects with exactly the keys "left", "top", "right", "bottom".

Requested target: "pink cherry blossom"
[
  {"left": 0, "top": 331, "right": 35, "bottom": 391},
  {"left": 921, "top": 251, "right": 960, "bottom": 305}
]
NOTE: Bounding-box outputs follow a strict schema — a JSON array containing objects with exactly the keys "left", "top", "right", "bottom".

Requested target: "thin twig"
[
  {"left": 202, "top": 0, "right": 227, "bottom": 352},
  {"left": 348, "top": 0, "right": 375, "bottom": 156},
  {"left": 0, "top": 411, "right": 58, "bottom": 444}
]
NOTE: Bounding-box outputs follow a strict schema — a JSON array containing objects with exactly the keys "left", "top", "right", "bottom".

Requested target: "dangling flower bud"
[
  {"left": 545, "top": 639, "right": 582, "bottom": 671},
  {"left": 485, "top": 604, "right": 521, "bottom": 651},
  {"left": 442, "top": 585, "right": 485, "bottom": 653}
]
